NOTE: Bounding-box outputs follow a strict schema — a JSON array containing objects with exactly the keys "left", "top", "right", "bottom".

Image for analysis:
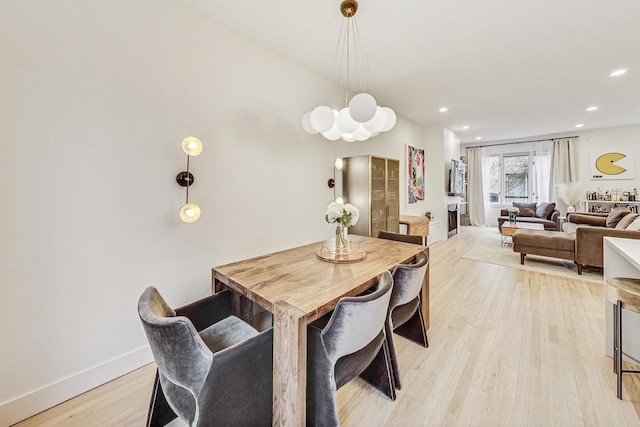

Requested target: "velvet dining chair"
[
  {"left": 385, "top": 249, "right": 429, "bottom": 390},
  {"left": 377, "top": 230, "right": 424, "bottom": 245},
  {"left": 138, "top": 286, "right": 273, "bottom": 427},
  {"left": 306, "top": 271, "right": 396, "bottom": 426}
]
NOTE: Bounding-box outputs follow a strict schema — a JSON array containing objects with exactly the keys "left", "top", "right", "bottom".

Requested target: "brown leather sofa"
[
  {"left": 564, "top": 209, "right": 640, "bottom": 268},
  {"left": 497, "top": 201, "right": 560, "bottom": 231}
]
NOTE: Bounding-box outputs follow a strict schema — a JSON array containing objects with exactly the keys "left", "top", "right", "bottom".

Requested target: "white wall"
[
  {"left": 0, "top": 1, "right": 440, "bottom": 424},
  {"left": 578, "top": 125, "right": 640, "bottom": 207},
  {"left": 423, "top": 126, "right": 449, "bottom": 242}
]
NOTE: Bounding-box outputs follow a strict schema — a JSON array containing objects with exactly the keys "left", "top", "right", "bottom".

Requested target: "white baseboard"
[{"left": 0, "top": 346, "right": 153, "bottom": 427}]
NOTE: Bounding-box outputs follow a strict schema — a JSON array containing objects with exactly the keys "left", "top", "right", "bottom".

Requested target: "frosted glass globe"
[
  {"left": 302, "top": 111, "right": 318, "bottom": 134},
  {"left": 363, "top": 106, "right": 387, "bottom": 132},
  {"left": 310, "top": 105, "right": 336, "bottom": 133},
  {"left": 335, "top": 108, "right": 359, "bottom": 133},
  {"left": 180, "top": 203, "right": 201, "bottom": 223},
  {"left": 181, "top": 137, "right": 203, "bottom": 156},
  {"left": 353, "top": 125, "right": 372, "bottom": 141},
  {"left": 348, "top": 93, "right": 377, "bottom": 123},
  {"left": 381, "top": 107, "right": 397, "bottom": 132},
  {"left": 334, "top": 158, "right": 344, "bottom": 170},
  {"left": 342, "top": 134, "right": 356, "bottom": 142},
  {"left": 321, "top": 125, "right": 342, "bottom": 141}
]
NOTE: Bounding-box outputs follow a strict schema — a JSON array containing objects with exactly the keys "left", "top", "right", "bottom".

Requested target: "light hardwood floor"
[{"left": 15, "top": 226, "right": 640, "bottom": 426}]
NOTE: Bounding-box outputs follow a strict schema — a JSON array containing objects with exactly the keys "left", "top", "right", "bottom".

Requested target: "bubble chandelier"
[{"left": 302, "top": 0, "right": 396, "bottom": 142}]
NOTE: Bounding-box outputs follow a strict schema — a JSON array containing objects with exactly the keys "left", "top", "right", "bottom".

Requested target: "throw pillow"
[
  {"left": 626, "top": 216, "right": 640, "bottom": 231},
  {"left": 615, "top": 213, "right": 639, "bottom": 229},
  {"left": 513, "top": 202, "right": 537, "bottom": 217},
  {"left": 535, "top": 202, "right": 556, "bottom": 219},
  {"left": 606, "top": 207, "right": 632, "bottom": 228}
]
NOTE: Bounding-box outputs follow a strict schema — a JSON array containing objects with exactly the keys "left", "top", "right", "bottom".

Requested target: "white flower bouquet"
[
  {"left": 325, "top": 201, "right": 360, "bottom": 227},
  {"left": 506, "top": 206, "right": 519, "bottom": 223},
  {"left": 325, "top": 202, "right": 359, "bottom": 254}
]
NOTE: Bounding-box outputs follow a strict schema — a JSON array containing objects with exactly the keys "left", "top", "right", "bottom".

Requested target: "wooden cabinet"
[{"left": 343, "top": 155, "right": 400, "bottom": 237}]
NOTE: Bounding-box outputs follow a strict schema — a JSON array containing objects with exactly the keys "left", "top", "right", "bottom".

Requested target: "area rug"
[{"left": 462, "top": 229, "right": 603, "bottom": 282}]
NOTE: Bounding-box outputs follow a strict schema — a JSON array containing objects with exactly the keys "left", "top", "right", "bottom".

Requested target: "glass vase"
[
  {"left": 509, "top": 212, "right": 517, "bottom": 223},
  {"left": 335, "top": 224, "right": 348, "bottom": 255}
]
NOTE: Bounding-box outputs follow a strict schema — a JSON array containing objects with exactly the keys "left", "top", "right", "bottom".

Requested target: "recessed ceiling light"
[
  {"left": 586, "top": 106, "right": 598, "bottom": 112},
  {"left": 575, "top": 124, "right": 584, "bottom": 128},
  {"left": 610, "top": 69, "right": 627, "bottom": 77},
  {"left": 439, "top": 107, "right": 448, "bottom": 113},
  {"left": 476, "top": 136, "right": 482, "bottom": 140},
  {"left": 463, "top": 126, "right": 470, "bottom": 130}
]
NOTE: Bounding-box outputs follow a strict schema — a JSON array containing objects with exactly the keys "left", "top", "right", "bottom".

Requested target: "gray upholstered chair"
[
  {"left": 377, "top": 230, "right": 424, "bottom": 245},
  {"left": 306, "top": 271, "right": 395, "bottom": 426},
  {"left": 386, "top": 249, "right": 429, "bottom": 390},
  {"left": 138, "top": 287, "right": 273, "bottom": 427}
]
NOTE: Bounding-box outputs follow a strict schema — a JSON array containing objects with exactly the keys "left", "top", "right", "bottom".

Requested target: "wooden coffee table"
[{"left": 501, "top": 222, "right": 545, "bottom": 245}]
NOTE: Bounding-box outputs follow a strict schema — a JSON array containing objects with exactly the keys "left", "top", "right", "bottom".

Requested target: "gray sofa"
[{"left": 497, "top": 201, "right": 560, "bottom": 231}]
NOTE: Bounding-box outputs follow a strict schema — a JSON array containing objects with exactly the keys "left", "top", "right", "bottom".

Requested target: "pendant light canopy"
[{"left": 302, "top": 0, "right": 396, "bottom": 141}]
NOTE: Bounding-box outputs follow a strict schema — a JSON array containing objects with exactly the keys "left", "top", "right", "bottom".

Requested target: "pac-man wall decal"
[
  {"left": 590, "top": 148, "right": 635, "bottom": 180},
  {"left": 595, "top": 152, "right": 627, "bottom": 175}
]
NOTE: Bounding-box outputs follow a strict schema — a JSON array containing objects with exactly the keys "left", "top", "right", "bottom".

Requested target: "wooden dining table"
[{"left": 212, "top": 235, "right": 429, "bottom": 427}]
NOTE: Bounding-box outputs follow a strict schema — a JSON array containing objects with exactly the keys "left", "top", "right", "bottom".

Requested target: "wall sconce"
[
  {"left": 176, "top": 136, "right": 203, "bottom": 223},
  {"left": 328, "top": 158, "right": 344, "bottom": 200}
]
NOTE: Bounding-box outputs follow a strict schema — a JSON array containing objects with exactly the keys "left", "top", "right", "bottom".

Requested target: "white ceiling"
[{"left": 182, "top": 0, "right": 640, "bottom": 143}]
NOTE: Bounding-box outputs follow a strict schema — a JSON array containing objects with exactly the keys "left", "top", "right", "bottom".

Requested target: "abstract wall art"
[{"left": 407, "top": 144, "right": 425, "bottom": 204}]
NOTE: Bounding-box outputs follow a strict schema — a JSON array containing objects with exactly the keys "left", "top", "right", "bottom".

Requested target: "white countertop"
[{"left": 604, "top": 237, "right": 640, "bottom": 271}]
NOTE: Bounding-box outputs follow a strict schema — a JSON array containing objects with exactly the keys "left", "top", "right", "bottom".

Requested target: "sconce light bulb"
[
  {"left": 180, "top": 203, "right": 201, "bottom": 223},
  {"left": 334, "top": 158, "right": 343, "bottom": 170},
  {"left": 335, "top": 196, "right": 344, "bottom": 204},
  {"left": 181, "top": 136, "right": 203, "bottom": 157}
]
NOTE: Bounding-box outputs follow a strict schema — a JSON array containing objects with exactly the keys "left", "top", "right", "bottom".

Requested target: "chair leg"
[
  {"left": 147, "top": 370, "right": 177, "bottom": 427},
  {"left": 385, "top": 321, "right": 403, "bottom": 390},
  {"left": 394, "top": 308, "right": 429, "bottom": 348},
  {"left": 359, "top": 338, "right": 396, "bottom": 400}
]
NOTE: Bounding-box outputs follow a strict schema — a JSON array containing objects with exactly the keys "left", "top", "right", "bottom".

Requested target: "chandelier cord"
[{"left": 352, "top": 17, "right": 377, "bottom": 102}]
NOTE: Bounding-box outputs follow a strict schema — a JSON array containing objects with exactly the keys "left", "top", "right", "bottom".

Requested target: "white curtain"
[
  {"left": 467, "top": 146, "right": 490, "bottom": 226},
  {"left": 550, "top": 137, "right": 580, "bottom": 209},
  {"left": 533, "top": 139, "right": 552, "bottom": 202}
]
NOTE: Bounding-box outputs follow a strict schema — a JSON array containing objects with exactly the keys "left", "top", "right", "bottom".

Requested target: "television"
[{"left": 448, "top": 159, "right": 466, "bottom": 196}]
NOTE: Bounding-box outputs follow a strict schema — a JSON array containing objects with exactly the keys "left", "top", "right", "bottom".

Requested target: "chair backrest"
[
  {"left": 390, "top": 250, "right": 429, "bottom": 309},
  {"left": 138, "top": 287, "right": 213, "bottom": 394},
  {"left": 320, "top": 271, "right": 393, "bottom": 362},
  {"left": 377, "top": 230, "right": 423, "bottom": 245}
]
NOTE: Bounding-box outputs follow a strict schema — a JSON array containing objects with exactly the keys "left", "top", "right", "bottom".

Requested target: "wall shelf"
[{"left": 580, "top": 200, "right": 640, "bottom": 214}]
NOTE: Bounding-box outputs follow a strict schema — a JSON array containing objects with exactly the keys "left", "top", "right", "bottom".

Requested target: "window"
[
  {"left": 488, "top": 153, "right": 531, "bottom": 204},
  {"left": 504, "top": 154, "right": 529, "bottom": 202}
]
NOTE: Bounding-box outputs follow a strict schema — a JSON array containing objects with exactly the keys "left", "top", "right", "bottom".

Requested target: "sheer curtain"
[
  {"left": 533, "top": 139, "right": 552, "bottom": 202},
  {"left": 467, "top": 146, "right": 490, "bottom": 226},
  {"left": 550, "top": 137, "right": 580, "bottom": 209}
]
